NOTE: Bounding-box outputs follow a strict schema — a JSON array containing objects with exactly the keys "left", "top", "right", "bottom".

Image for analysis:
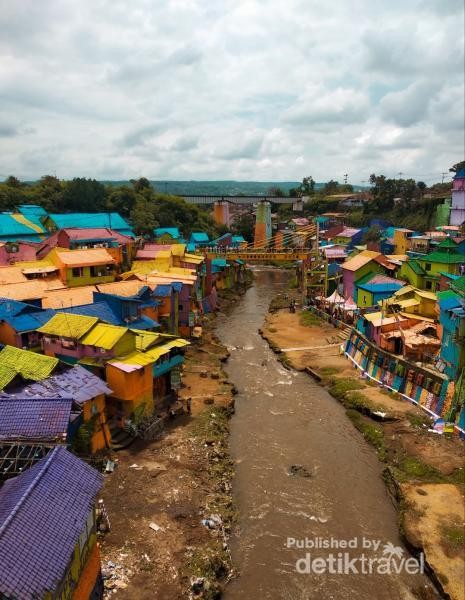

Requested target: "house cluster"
[
  {"left": 307, "top": 214, "right": 464, "bottom": 434},
  {"left": 0, "top": 206, "right": 247, "bottom": 599}
]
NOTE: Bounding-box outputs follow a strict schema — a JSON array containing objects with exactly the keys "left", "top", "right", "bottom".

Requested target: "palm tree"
[{"left": 382, "top": 542, "right": 404, "bottom": 560}]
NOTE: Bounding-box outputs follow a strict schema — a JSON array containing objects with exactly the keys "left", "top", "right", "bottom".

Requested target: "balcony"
[{"left": 153, "top": 354, "right": 184, "bottom": 377}]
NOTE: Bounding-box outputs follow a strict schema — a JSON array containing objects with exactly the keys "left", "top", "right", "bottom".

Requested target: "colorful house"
[
  {"left": 437, "top": 281, "right": 465, "bottom": 379},
  {"left": 400, "top": 238, "right": 465, "bottom": 291},
  {"left": 450, "top": 163, "right": 465, "bottom": 227},
  {"left": 332, "top": 227, "right": 363, "bottom": 249},
  {"left": 0, "top": 299, "right": 55, "bottom": 349},
  {"left": 355, "top": 274, "right": 405, "bottom": 308},
  {"left": 0, "top": 240, "right": 39, "bottom": 265},
  {"left": 392, "top": 228, "right": 414, "bottom": 254},
  {"left": 383, "top": 286, "right": 438, "bottom": 319},
  {"left": 341, "top": 250, "right": 395, "bottom": 300},
  {"left": 44, "top": 212, "right": 134, "bottom": 237},
  {"left": 37, "top": 227, "right": 135, "bottom": 269},
  {"left": 47, "top": 247, "right": 118, "bottom": 287},
  {"left": 154, "top": 227, "right": 183, "bottom": 244},
  {"left": 0, "top": 446, "right": 104, "bottom": 600},
  {"left": 0, "top": 212, "right": 47, "bottom": 242}
]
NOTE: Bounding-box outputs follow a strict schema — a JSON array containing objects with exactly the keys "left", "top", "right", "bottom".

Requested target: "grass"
[
  {"left": 397, "top": 455, "right": 444, "bottom": 483},
  {"left": 328, "top": 377, "right": 365, "bottom": 400},
  {"left": 441, "top": 523, "right": 465, "bottom": 556},
  {"left": 346, "top": 409, "right": 387, "bottom": 460},
  {"left": 405, "top": 411, "right": 431, "bottom": 429},
  {"left": 300, "top": 311, "right": 321, "bottom": 327},
  {"left": 343, "top": 391, "right": 382, "bottom": 415}
]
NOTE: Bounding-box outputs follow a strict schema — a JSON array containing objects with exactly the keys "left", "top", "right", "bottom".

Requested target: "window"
[
  {"left": 425, "top": 263, "right": 431, "bottom": 271},
  {"left": 72, "top": 267, "right": 84, "bottom": 277},
  {"left": 425, "top": 281, "right": 432, "bottom": 290}
]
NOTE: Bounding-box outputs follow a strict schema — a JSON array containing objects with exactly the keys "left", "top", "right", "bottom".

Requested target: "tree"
[
  {"left": 362, "top": 226, "right": 382, "bottom": 244},
  {"left": 267, "top": 186, "right": 285, "bottom": 197},
  {"left": 301, "top": 176, "right": 315, "bottom": 194},
  {"left": 130, "top": 197, "right": 158, "bottom": 236},
  {"left": 231, "top": 212, "right": 255, "bottom": 242},
  {"left": 4, "top": 175, "right": 22, "bottom": 188},
  {"left": 130, "top": 177, "right": 152, "bottom": 192},
  {"left": 60, "top": 178, "right": 106, "bottom": 212},
  {"left": 450, "top": 160, "right": 465, "bottom": 173},
  {"left": 323, "top": 180, "right": 339, "bottom": 195}
]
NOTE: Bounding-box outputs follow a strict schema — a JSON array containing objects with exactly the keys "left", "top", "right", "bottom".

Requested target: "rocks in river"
[{"left": 288, "top": 464, "right": 313, "bottom": 478}]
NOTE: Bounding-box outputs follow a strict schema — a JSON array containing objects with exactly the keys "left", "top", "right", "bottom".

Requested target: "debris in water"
[{"left": 288, "top": 464, "right": 313, "bottom": 478}]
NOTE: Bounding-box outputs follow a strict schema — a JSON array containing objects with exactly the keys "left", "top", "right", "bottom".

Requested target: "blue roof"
[
  {"left": 48, "top": 213, "right": 134, "bottom": 236},
  {"left": 17, "top": 205, "right": 48, "bottom": 217},
  {"left": 154, "top": 227, "right": 181, "bottom": 238},
  {"left": 7, "top": 310, "right": 56, "bottom": 332},
  {"left": 0, "top": 299, "right": 31, "bottom": 319},
  {"left": 438, "top": 294, "right": 462, "bottom": 311},
  {"left": 190, "top": 232, "right": 209, "bottom": 243},
  {"left": 0, "top": 397, "right": 72, "bottom": 441},
  {"left": 212, "top": 258, "right": 228, "bottom": 268},
  {"left": 0, "top": 447, "right": 103, "bottom": 600},
  {"left": 212, "top": 233, "right": 232, "bottom": 243},
  {"left": 59, "top": 302, "right": 120, "bottom": 325},
  {"left": 0, "top": 214, "right": 44, "bottom": 240},
  {"left": 153, "top": 284, "right": 174, "bottom": 297},
  {"left": 186, "top": 242, "right": 196, "bottom": 252},
  {"left": 357, "top": 282, "right": 403, "bottom": 293}
]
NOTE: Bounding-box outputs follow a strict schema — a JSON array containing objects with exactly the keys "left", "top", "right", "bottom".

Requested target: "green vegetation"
[
  {"left": 299, "top": 311, "right": 321, "bottom": 327},
  {"left": 397, "top": 455, "right": 443, "bottom": 483},
  {"left": 328, "top": 377, "right": 365, "bottom": 400},
  {"left": 441, "top": 523, "right": 465, "bottom": 555},
  {"left": 346, "top": 409, "right": 387, "bottom": 460}
]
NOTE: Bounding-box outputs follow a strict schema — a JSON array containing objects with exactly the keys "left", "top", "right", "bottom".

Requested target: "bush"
[
  {"left": 300, "top": 311, "right": 321, "bottom": 327},
  {"left": 329, "top": 377, "right": 365, "bottom": 400}
]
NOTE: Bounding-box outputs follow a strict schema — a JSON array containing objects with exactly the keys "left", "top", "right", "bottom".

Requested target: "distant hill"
[{"left": 101, "top": 180, "right": 303, "bottom": 195}]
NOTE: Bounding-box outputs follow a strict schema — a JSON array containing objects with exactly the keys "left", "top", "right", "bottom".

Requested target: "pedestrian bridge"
[{"left": 204, "top": 249, "right": 313, "bottom": 262}]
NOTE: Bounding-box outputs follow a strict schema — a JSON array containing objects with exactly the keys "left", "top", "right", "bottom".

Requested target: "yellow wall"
[
  {"left": 82, "top": 394, "right": 111, "bottom": 453},
  {"left": 106, "top": 363, "right": 154, "bottom": 417}
]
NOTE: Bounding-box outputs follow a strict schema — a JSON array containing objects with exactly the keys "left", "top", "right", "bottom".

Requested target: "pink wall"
[{"left": 0, "top": 243, "right": 38, "bottom": 265}]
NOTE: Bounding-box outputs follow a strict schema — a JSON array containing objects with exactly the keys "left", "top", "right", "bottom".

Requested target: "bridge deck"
[
  {"left": 182, "top": 195, "right": 296, "bottom": 205},
  {"left": 205, "top": 250, "right": 312, "bottom": 261}
]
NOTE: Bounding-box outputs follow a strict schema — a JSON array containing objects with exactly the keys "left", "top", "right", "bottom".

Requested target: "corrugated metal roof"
[
  {"left": 0, "top": 447, "right": 103, "bottom": 600},
  {"left": 96, "top": 281, "right": 146, "bottom": 297},
  {"left": 154, "top": 227, "right": 181, "bottom": 238},
  {"left": 0, "top": 397, "right": 72, "bottom": 441},
  {"left": 0, "top": 214, "right": 42, "bottom": 238},
  {"left": 0, "top": 267, "right": 28, "bottom": 284},
  {"left": 80, "top": 323, "right": 129, "bottom": 349},
  {"left": 11, "top": 214, "right": 45, "bottom": 235},
  {"left": 37, "top": 313, "right": 98, "bottom": 339},
  {"left": 48, "top": 212, "right": 133, "bottom": 234},
  {"left": 8, "top": 364, "right": 112, "bottom": 405},
  {"left": 18, "top": 205, "right": 48, "bottom": 217},
  {"left": 342, "top": 250, "right": 380, "bottom": 272},
  {"left": 59, "top": 302, "right": 119, "bottom": 325},
  {"left": 41, "top": 286, "right": 97, "bottom": 308},
  {"left": 7, "top": 310, "right": 56, "bottom": 332},
  {"left": 54, "top": 248, "right": 115, "bottom": 266},
  {"left": 153, "top": 284, "right": 174, "bottom": 297},
  {"left": 190, "top": 232, "right": 209, "bottom": 243},
  {"left": 0, "top": 281, "right": 47, "bottom": 301},
  {"left": 0, "top": 346, "right": 58, "bottom": 388}
]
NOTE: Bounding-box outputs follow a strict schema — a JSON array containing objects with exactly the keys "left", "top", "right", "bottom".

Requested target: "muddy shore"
[
  {"left": 260, "top": 305, "right": 465, "bottom": 600},
  {"left": 99, "top": 283, "right": 250, "bottom": 600}
]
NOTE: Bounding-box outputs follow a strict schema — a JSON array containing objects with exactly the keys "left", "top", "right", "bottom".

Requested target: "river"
[{"left": 215, "top": 268, "right": 436, "bottom": 600}]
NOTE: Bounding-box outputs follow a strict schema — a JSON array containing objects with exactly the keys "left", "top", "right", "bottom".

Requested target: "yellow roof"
[
  {"left": 16, "top": 258, "right": 54, "bottom": 270},
  {"left": 38, "top": 313, "right": 98, "bottom": 339},
  {"left": 131, "top": 330, "right": 174, "bottom": 351},
  {"left": 170, "top": 244, "right": 186, "bottom": 256},
  {"left": 183, "top": 253, "right": 204, "bottom": 264},
  {"left": 55, "top": 248, "right": 115, "bottom": 267},
  {"left": 400, "top": 312, "right": 435, "bottom": 322},
  {"left": 0, "top": 345, "right": 58, "bottom": 388},
  {"left": 41, "top": 286, "right": 97, "bottom": 308},
  {"left": 80, "top": 323, "right": 129, "bottom": 349},
  {"left": 108, "top": 351, "right": 155, "bottom": 368},
  {"left": 415, "top": 289, "right": 437, "bottom": 301},
  {"left": 342, "top": 250, "right": 380, "bottom": 272},
  {"left": 393, "top": 298, "right": 420, "bottom": 308}
]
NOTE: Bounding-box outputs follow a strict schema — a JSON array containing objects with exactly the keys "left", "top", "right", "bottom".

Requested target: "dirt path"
[
  {"left": 261, "top": 308, "right": 465, "bottom": 600},
  {"left": 99, "top": 287, "right": 249, "bottom": 599}
]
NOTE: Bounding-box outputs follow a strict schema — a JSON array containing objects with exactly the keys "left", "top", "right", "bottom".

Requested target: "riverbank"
[
  {"left": 261, "top": 307, "right": 465, "bottom": 600},
  {"left": 99, "top": 282, "right": 251, "bottom": 599}
]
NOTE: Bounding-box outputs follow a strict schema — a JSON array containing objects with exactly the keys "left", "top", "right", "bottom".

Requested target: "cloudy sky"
[{"left": 0, "top": 0, "right": 463, "bottom": 184}]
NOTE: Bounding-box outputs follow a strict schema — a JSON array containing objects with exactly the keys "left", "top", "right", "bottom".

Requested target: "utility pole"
[
  {"left": 343, "top": 173, "right": 348, "bottom": 185},
  {"left": 441, "top": 172, "right": 448, "bottom": 184},
  {"left": 397, "top": 172, "right": 403, "bottom": 179}
]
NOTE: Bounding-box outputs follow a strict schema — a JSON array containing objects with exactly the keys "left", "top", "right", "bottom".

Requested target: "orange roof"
[
  {"left": 54, "top": 248, "right": 115, "bottom": 267},
  {"left": 41, "top": 286, "right": 97, "bottom": 308},
  {"left": 342, "top": 250, "right": 380, "bottom": 272},
  {"left": 0, "top": 266, "right": 28, "bottom": 284},
  {"left": 0, "top": 281, "right": 47, "bottom": 300},
  {"left": 96, "top": 280, "right": 147, "bottom": 297}
]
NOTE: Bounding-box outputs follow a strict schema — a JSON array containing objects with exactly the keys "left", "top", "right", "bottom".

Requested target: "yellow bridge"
[{"left": 204, "top": 249, "right": 313, "bottom": 262}]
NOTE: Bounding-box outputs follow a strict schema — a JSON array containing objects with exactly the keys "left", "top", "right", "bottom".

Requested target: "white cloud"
[{"left": 0, "top": 0, "right": 463, "bottom": 183}]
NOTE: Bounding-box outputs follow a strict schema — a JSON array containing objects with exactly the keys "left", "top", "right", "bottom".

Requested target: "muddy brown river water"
[{"left": 216, "top": 269, "right": 437, "bottom": 600}]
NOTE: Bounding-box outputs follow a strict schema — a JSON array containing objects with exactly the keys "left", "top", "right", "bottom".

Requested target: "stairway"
[{"left": 108, "top": 420, "right": 136, "bottom": 451}]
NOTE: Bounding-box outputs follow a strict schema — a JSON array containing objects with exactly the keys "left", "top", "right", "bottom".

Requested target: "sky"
[{"left": 0, "top": 0, "right": 463, "bottom": 184}]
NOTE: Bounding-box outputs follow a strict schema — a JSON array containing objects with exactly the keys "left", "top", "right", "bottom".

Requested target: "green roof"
[
  {"left": 421, "top": 251, "right": 464, "bottom": 264},
  {"left": 405, "top": 259, "right": 425, "bottom": 275},
  {"left": 451, "top": 276, "right": 465, "bottom": 295},
  {"left": 0, "top": 346, "right": 58, "bottom": 389}
]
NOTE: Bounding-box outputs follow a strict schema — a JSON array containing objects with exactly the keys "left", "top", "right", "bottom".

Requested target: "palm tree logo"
[{"left": 382, "top": 542, "right": 404, "bottom": 561}]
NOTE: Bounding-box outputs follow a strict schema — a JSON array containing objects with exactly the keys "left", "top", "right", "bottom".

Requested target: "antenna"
[
  {"left": 397, "top": 172, "right": 403, "bottom": 179},
  {"left": 343, "top": 174, "right": 348, "bottom": 185},
  {"left": 441, "top": 172, "right": 448, "bottom": 183}
]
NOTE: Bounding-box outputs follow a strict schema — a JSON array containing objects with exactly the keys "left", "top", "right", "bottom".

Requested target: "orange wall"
[
  {"left": 82, "top": 394, "right": 111, "bottom": 453},
  {"left": 71, "top": 542, "right": 102, "bottom": 600},
  {"left": 106, "top": 363, "right": 154, "bottom": 415},
  {"left": 0, "top": 321, "right": 18, "bottom": 347}
]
